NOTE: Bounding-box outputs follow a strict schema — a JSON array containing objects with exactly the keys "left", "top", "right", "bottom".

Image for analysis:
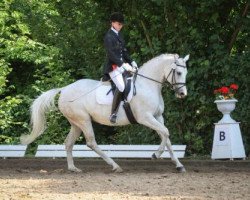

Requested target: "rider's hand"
[
  {"left": 121, "top": 63, "right": 136, "bottom": 73},
  {"left": 131, "top": 61, "right": 138, "bottom": 70}
]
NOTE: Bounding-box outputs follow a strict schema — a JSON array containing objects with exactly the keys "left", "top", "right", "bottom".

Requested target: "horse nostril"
[{"left": 180, "top": 92, "right": 185, "bottom": 96}]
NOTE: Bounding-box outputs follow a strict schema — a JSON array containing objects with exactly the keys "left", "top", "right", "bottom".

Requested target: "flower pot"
[{"left": 214, "top": 99, "right": 237, "bottom": 123}]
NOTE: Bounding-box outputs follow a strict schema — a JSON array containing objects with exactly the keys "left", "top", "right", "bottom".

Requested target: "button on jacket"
[{"left": 103, "top": 29, "right": 132, "bottom": 79}]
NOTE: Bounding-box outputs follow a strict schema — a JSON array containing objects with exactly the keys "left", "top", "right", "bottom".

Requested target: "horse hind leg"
[
  {"left": 65, "top": 124, "right": 82, "bottom": 172},
  {"left": 80, "top": 120, "right": 123, "bottom": 173}
]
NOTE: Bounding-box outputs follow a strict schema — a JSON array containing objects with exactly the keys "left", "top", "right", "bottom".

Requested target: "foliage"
[{"left": 0, "top": 0, "right": 249, "bottom": 156}]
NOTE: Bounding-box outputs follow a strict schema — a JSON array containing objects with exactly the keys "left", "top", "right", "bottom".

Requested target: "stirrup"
[{"left": 109, "top": 113, "right": 117, "bottom": 124}]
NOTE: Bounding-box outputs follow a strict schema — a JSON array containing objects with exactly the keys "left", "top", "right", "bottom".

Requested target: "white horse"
[{"left": 21, "top": 53, "right": 189, "bottom": 173}]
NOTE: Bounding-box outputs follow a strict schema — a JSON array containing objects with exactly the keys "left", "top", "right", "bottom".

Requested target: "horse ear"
[{"left": 183, "top": 54, "right": 190, "bottom": 62}]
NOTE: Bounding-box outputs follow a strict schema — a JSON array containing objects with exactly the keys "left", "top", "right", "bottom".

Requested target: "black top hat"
[{"left": 110, "top": 12, "right": 124, "bottom": 23}]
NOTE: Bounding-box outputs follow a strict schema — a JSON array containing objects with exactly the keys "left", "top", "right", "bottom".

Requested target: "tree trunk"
[{"left": 228, "top": 2, "right": 249, "bottom": 53}]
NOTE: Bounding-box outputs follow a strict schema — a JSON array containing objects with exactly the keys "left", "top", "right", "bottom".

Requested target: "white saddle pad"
[{"left": 96, "top": 82, "right": 134, "bottom": 105}]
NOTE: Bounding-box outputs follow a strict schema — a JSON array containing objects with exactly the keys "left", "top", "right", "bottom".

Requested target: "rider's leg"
[
  {"left": 122, "top": 73, "right": 132, "bottom": 101},
  {"left": 109, "top": 69, "right": 125, "bottom": 123},
  {"left": 110, "top": 88, "right": 123, "bottom": 123}
]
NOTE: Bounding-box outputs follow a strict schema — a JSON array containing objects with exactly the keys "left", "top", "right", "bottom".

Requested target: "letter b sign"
[
  {"left": 215, "top": 128, "right": 229, "bottom": 145},
  {"left": 219, "top": 131, "right": 226, "bottom": 141}
]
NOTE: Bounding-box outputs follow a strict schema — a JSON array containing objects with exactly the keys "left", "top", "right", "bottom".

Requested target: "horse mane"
[{"left": 141, "top": 53, "right": 176, "bottom": 68}]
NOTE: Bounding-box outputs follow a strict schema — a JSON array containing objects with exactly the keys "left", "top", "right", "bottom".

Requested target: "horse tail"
[{"left": 20, "top": 88, "right": 61, "bottom": 145}]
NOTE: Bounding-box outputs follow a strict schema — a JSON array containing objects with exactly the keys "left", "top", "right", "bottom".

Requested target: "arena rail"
[
  {"left": 0, "top": 145, "right": 27, "bottom": 159},
  {"left": 35, "top": 144, "right": 186, "bottom": 159}
]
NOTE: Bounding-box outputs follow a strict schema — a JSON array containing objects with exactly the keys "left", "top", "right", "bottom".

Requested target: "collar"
[{"left": 111, "top": 27, "right": 119, "bottom": 35}]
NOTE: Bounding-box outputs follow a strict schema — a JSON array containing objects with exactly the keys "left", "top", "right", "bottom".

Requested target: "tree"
[{"left": 1, "top": 0, "right": 249, "bottom": 155}]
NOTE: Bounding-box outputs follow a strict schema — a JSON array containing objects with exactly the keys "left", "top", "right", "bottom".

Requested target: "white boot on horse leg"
[{"left": 65, "top": 124, "right": 82, "bottom": 172}]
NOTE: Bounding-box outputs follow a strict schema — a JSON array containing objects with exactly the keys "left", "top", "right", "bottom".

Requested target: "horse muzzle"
[
  {"left": 175, "top": 88, "right": 187, "bottom": 99},
  {"left": 176, "top": 93, "right": 186, "bottom": 99}
]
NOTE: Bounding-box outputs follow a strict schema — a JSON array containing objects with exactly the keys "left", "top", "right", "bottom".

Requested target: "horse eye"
[{"left": 177, "top": 72, "right": 182, "bottom": 76}]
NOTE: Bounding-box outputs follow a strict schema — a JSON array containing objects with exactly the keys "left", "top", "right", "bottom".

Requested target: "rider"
[{"left": 103, "top": 12, "right": 138, "bottom": 124}]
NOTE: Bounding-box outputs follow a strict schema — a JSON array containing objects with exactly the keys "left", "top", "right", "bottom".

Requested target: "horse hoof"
[
  {"left": 113, "top": 167, "right": 123, "bottom": 173},
  {"left": 176, "top": 166, "right": 186, "bottom": 173},
  {"left": 152, "top": 153, "right": 157, "bottom": 159},
  {"left": 68, "top": 167, "right": 82, "bottom": 173}
]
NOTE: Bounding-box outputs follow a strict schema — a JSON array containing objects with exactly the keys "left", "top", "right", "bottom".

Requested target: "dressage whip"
[
  {"left": 67, "top": 70, "right": 124, "bottom": 102},
  {"left": 67, "top": 82, "right": 105, "bottom": 102}
]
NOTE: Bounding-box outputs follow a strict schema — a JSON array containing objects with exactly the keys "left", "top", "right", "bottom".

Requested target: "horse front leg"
[
  {"left": 166, "top": 136, "right": 186, "bottom": 172},
  {"left": 152, "top": 115, "right": 167, "bottom": 159},
  {"left": 156, "top": 115, "right": 186, "bottom": 172},
  {"left": 138, "top": 113, "right": 185, "bottom": 173}
]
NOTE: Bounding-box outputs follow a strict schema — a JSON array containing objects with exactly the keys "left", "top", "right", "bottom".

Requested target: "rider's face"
[{"left": 112, "top": 21, "right": 123, "bottom": 32}]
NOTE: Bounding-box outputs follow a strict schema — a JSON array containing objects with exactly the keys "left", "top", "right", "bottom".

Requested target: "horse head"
[{"left": 164, "top": 54, "right": 189, "bottom": 99}]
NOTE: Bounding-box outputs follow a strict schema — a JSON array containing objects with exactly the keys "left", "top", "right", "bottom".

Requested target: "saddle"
[
  {"left": 96, "top": 78, "right": 134, "bottom": 105},
  {"left": 96, "top": 73, "right": 137, "bottom": 124}
]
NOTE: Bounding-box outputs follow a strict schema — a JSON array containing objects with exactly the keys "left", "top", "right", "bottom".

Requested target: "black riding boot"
[{"left": 110, "top": 89, "right": 122, "bottom": 124}]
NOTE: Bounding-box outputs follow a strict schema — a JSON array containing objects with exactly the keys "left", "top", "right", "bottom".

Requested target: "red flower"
[
  {"left": 230, "top": 84, "right": 238, "bottom": 90},
  {"left": 220, "top": 86, "right": 229, "bottom": 94},
  {"left": 214, "top": 83, "right": 239, "bottom": 100}
]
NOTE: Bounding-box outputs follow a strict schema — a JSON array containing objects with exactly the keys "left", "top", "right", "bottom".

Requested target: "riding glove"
[
  {"left": 131, "top": 61, "right": 138, "bottom": 70},
  {"left": 120, "top": 63, "right": 135, "bottom": 73}
]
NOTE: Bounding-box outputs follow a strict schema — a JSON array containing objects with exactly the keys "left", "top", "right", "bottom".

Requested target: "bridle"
[
  {"left": 165, "top": 62, "right": 187, "bottom": 92},
  {"left": 135, "top": 61, "right": 187, "bottom": 93}
]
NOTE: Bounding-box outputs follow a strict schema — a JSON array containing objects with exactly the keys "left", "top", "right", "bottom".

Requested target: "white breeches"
[{"left": 109, "top": 69, "right": 125, "bottom": 92}]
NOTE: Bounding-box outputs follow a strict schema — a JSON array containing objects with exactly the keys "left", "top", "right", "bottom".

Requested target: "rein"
[
  {"left": 135, "top": 62, "right": 187, "bottom": 92},
  {"left": 136, "top": 72, "right": 162, "bottom": 84}
]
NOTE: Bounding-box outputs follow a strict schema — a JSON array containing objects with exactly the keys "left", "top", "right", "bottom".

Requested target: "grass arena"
[{"left": 0, "top": 158, "right": 249, "bottom": 200}]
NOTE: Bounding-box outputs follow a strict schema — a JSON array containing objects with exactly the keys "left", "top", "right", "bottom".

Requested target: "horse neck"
[{"left": 138, "top": 56, "right": 173, "bottom": 88}]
